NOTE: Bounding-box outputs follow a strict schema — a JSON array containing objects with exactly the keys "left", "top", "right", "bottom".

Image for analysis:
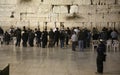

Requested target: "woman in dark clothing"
[{"left": 96, "top": 39, "right": 106, "bottom": 74}]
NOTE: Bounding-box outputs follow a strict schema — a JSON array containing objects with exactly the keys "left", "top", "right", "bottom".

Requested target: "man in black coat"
[
  {"left": 42, "top": 29, "right": 48, "bottom": 48},
  {"left": 15, "top": 28, "right": 21, "bottom": 47},
  {"left": 53, "top": 28, "right": 60, "bottom": 47},
  {"left": 28, "top": 30, "right": 35, "bottom": 47},
  {"left": 96, "top": 39, "right": 106, "bottom": 74},
  {"left": 48, "top": 28, "right": 54, "bottom": 47},
  {"left": 59, "top": 30, "right": 65, "bottom": 48},
  {"left": 22, "top": 30, "right": 28, "bottom": 47},
  {"left": 35, "top": 28, "right": 42, "bottom": 47}
]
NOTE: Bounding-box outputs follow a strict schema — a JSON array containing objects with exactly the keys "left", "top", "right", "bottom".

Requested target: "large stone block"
[
  {"left": 44, "top": 22, "right": 60, "bottom": 30},
  {"left": 60, "top": 6, "right": 68, "bottom": 13},
  {"left": 89, "top": 14, "right": 104, "bottom": 22},
  {"left": 0, "top": 5, "right": 16, "bottom": 12},
  {"left": 89, "top": 5, "right": 97, "bottom": 14},
  {"left": 0, "top": 0, "right": 4, "bottom": 4},
  {"left": 16, "top": 21, "right": 29, "bottom": 28},
  {"left": 82, "top": 0, "right": 91, "bottom": 5},
  {"left": 50, "top": 13, "right": 59, "bottom": 22},
  {"left": 78, "top": 5, "right": 90, "bottom": 14},
  {"left": 6, "top": 0, "right": 17, "bottom": 4},
  {"left": 108, "top": 5, "right": 120, "bottom": 13},
  {"left": 96, "top": 5, "right": 109, "bottom": 14},
  {"left": 70, "top": 5, "right": 78, "bottom": 14},
  {"left": 115, "top": 22, "right": 120, "bottom": 30},
  {"left": 63, "top": 22, "right": 79, "bottom": 28},
  {"left": 105, "top": 14, "right": 120, "bottom": 22},
  {"left": 73, "top": 0, "right": 83, "bottom": 5},
  {"left": 118, "top": 0, "right": 120, "bottom": 4},
  {"left": 53, "top": 5, "right": 68, "bottom": 14},
  {"left": 29, "top": 20, "right": 39, "bottom": 28},
  {"left": 106, "top": 0, "right": 115, "bottom": 4},
  {"left": 38, "top": 4, "right": 51, "bottom": 13},
  {"left": 0, "top": 11, "right": 11, "bottom": 17},
  {"left": 53, "top": 5, "right": 60, "bottom": 13},
  {"left": 43, "top": 0, "right": 73, "bottom": 5},
  {"left": 0, "top": 21, "right": 13, "bottom": 30},
  {"left": 17, "top": 0, "right": 40, "bottom": 13},
  {"left": 73, "top": 0, "right": 91, "bottom": 5},
  {"left": 59, "top": 13, "right": 90, "bottom": 22},
  {"left": 93, "top": 0, "right": 100, "bottom": 5},
  {"left": 108, "top": 22, "right": 116, "bottom": 28},
  {"left": 64, "top": 22, "right": 93, "bottom": 29},
  {"left": 78, "top": 5, "right": 96, "bottom": 14}
]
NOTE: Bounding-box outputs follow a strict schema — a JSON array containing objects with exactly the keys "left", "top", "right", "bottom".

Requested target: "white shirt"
[
  {"left": 74, "top": 29, "right": 80, "bottom": 35},
  {"left": 71, "top": 34, "right": 78, "bottom": 42}
]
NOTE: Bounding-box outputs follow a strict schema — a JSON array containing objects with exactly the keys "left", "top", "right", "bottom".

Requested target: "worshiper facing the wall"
[{"left": 71, "top": 31, "right": 78, "bottom": 51}]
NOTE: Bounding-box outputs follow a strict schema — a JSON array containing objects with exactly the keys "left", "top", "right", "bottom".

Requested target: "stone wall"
[{"left": 0, "top": 0, "right": 120, "bottom": 30}]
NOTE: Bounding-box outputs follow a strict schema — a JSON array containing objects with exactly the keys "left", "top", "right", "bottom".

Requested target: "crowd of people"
[{"left": 0, "top": 26, "right": 119, "bottom": 51}]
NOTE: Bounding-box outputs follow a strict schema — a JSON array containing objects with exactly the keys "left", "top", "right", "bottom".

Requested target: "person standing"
[
  {"left": 0, "top": 27, "right": 4, "bottom": 44},
  {"left": 111, "top": 29, "right": 118, "bottom": 40},
  {"left": 78, "top": 30, "right": 84, "bottom": 51},
  {"left": 42, "top": 29, "right": 48, "bottom": 48},
  {"left": 48, "top": 28, "right": 54, "bottom": 47},
  {"left": 59, "top": 30, "right": 65, "bottom": 48},
  {"left": 28, "top": 30, "right": 35, "bottom": 47},
  {"left": 53, "top": 28, "right": 60, "bottom": 47},
  {"left": 71, "top": 31, "right": 78, "bottom": 51},
  {"left": 22, "top": 30, "right": 28, "bottom": 47},
  {"left": 35, "top": 28, "right": 42, "bottom": 47},
  {"left": 15, "top": 27, "right": 21, "bottom": 47},
  {"left": 96, "top": 39, "right": 106, "bottom": 74},
  {"left": 4, "top": 31, "right": 11, "bottom": 45}
]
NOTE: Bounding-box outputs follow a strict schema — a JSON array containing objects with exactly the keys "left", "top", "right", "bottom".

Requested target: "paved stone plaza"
[{"left": 0, "top": 45, "right": 120, "bottom": 75}]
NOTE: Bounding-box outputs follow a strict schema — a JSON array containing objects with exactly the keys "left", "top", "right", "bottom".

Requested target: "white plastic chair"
[
  {"left": 112, "top": 40, "right": 119, "bottom": 52},
  {"left": 106, "top": 40, "right": 112, "bottom": 51},
  {"left": 92, "top": 40, "right": 99, "bottom": 51}
]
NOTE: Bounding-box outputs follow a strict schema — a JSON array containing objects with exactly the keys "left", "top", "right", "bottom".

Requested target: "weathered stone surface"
[
  {"left": 38, "top": 4, "right": 51, "bottom": 13},
  {"left": 43, "top": 0, "right": 73, "bottom": 5},
  {"left": 108, "top": 5, "right": 120, "bottom": 13},
  {"left": 53, "top": 6, "right": 68, "bottom": 14},
  {"left": 82, "top": 0, "right": 91, "bottom": 5},
  {"left": 92, "top": 0, "right": 100, "bottom": 5},
  {"left": 78, "top": 5, "right": 96, "bottom": 14},
  {"left": 0, "top": 0, "right": 120, "bottom": 30},
  {"left": 70, "top": 5, "right": 78, "bottom": 14},
  {"left": 96, "top": 5, "right": 109, "bottom": 14},
  {"left": 106, "top": 0, "right": 115, "bottom": 4},
  {"left": 118, "top": 0, "right": 120, "bottom": 4}
]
